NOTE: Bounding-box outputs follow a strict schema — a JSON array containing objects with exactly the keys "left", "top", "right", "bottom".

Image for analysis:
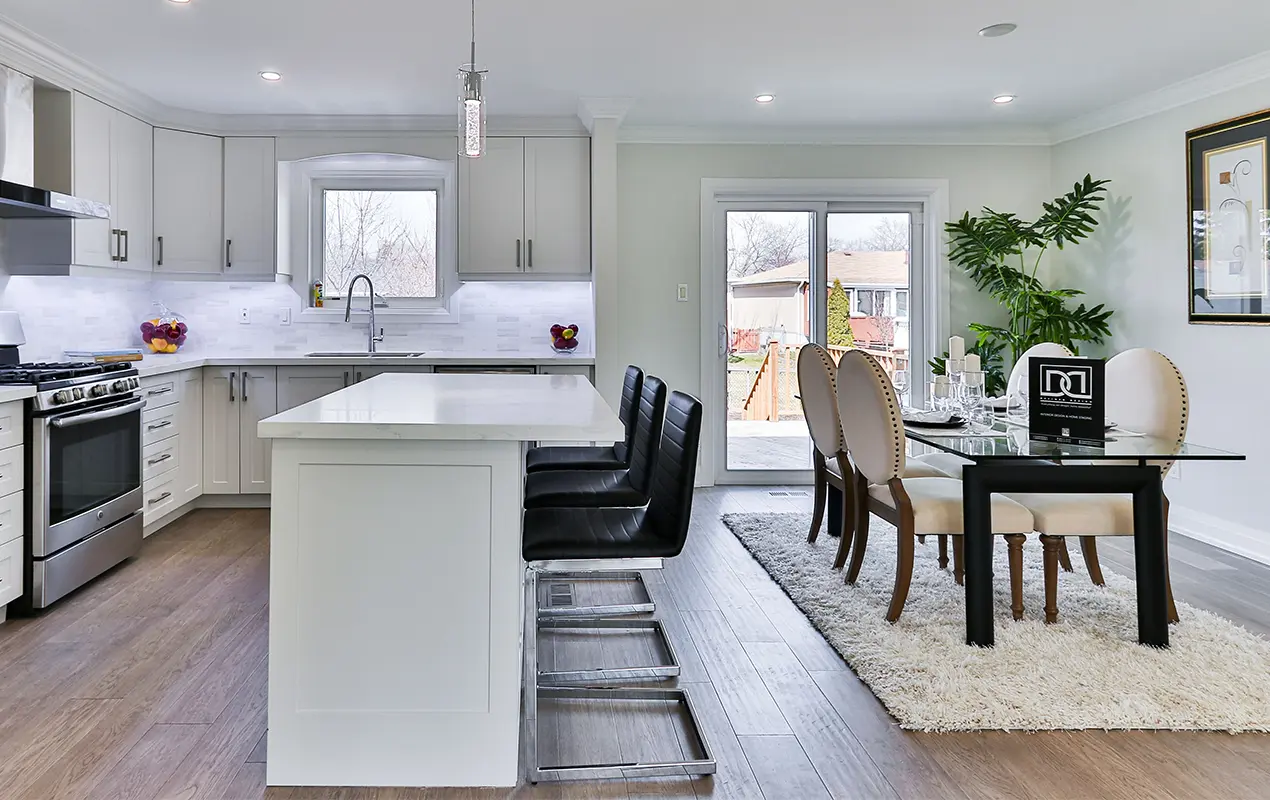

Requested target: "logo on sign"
[{"left": 1039, "top": 364, "right": 1094, "bottom": 403}]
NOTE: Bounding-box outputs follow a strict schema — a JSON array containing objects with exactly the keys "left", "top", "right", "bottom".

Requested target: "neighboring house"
[{"left": 728, "top": 250, "right": 910, "bottom": 351}]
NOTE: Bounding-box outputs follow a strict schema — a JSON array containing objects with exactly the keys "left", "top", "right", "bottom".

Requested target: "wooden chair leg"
[
  {"left": 832, "top": 521, "right": 852, "bottom": 571},
  {"left": 1005, "top": 534, "right": 1025, "bottom": 621},
  {"left": 845, "top": 472, "right": 871, "bottom": 585},
  {"left": 808, "top": 457, "right": 827, "bottom": 543},
  {"left": 1041, "top": 535, "right": 1062, "bottom": 624},
  {"left": 952, "top": 537, "right": 965, "bottom": 586},
  {"left": 917, "top": 535, "right": 926, "bottom": 544},
  {"left": 1080, "top": 536, "right": 1105, "bottom": 586},
  {"left": 937, "top": 535, "right": 949, "bottom": 570},
  {"left": 1057, "top": 540, "right": 1074, "bottom": 573},
  {"left": 886, "top": 524, "right": 916, "bottom": 623}
]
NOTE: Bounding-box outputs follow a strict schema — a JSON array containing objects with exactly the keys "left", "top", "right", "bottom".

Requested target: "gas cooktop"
[{"left": 0, "top": 361, "right": 134, "bottom": 388}]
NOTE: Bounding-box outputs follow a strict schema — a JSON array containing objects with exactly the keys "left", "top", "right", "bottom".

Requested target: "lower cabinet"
[
  {"left": 178, "top": 369, "right": 203, "bottom": 506},
  {"left": 203, "top": 366, "right": 278, "bottom": 494},
  {"left": 276, "top": 365, "right": 434, "bottom": 412}
]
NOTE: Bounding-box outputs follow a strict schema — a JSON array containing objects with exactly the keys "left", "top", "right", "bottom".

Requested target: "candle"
[
  {"left": 948, "top": 336, "right": 965, "bottom": 360},
  {"left": 965, "top": 353, "right": 981, "bottom": 372}
]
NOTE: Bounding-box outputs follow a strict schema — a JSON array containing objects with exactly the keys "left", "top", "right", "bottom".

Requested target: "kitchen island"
[{"left": 257, "top": 373, "right": 624, "bottom": 788}]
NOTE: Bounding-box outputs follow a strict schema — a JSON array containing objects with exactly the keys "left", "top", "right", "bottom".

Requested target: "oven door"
[{"left": 31, "top": 396, "right": 144, "bottom": 558}]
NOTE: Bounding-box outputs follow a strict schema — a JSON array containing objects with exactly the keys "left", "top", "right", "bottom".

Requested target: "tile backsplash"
[{"left": 0, "top": 277, "right": 594, "bottom": 361}]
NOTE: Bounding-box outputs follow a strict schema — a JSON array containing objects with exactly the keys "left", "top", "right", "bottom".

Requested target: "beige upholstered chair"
[
  {"left": 1008, "top": 348, "right": 1188, "bottom": 624},
  {"left": 835, "top": 349, "right": 1035, "bottom": 622},
  {"left": 797, "top": 345, "right": 855, "bottom": 562}
]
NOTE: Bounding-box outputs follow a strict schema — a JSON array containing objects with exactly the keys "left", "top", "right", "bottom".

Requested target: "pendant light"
[{"left": 458, "top": 0, "right": 487, "bottom": 158}]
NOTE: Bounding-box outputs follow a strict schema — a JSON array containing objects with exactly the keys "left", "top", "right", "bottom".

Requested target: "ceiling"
[{"left": 1, "top": 0, "right": 1268, "bottom": 132}]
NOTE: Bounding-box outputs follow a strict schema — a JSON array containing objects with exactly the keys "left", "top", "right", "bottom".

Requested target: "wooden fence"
[{"left": 736, "top": 341, "right": 908, "bottom": 422}]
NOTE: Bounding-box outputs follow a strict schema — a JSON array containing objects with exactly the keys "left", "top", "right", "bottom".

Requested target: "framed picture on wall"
[{"left": 1188, "top": 109, "right": 1270, "bottom": 324}]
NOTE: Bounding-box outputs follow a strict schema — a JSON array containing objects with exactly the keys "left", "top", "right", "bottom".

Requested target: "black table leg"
[
  {"left": 1133, "top": 467, "right": 1169, "bottom": 648},
  {"left": 827, "top": 484, "right": 843, "bottom": 539},
  {"left": 961, "top": 465, "right": 995, "bottom": 647}
]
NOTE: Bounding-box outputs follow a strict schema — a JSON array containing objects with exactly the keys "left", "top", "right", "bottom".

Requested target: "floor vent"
[
  {"left": 547, "top": 583, "right": 575, "bottom": 608},
  {"left": 769, "top": 490, "right": 810, "bottom": 497}
]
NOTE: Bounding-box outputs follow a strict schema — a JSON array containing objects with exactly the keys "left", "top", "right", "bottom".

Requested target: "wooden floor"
[{"left": 1, "top": 491, "right": 1269, "bottom": 799}]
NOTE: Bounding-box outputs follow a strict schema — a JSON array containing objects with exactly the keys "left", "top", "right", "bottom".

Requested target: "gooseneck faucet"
[{"left": 344, "top": 274, "right": 385, "bottom": 353}]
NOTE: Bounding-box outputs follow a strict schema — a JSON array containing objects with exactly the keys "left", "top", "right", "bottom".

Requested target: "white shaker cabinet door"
[
  {"left": 223, "top": 137, "right": 277, "bottom": 277},
  {"left": 238, "top": 367, "right": 278, "bottom": 494},
  {"left": 523, "top": 137, "right": 591, "bottom": 275},
  {"left": 113, "top": 111, "right": 153, "bottom": 271},
  {"left": 154, "top": 128, "right": 224, "bottom": 274},
  {"left": 458, "top": 137, "right": 525, "bottom": 274},
  {"left": 277, "top": 366, "right": 351, "bottom": 412},
  {"left": 202, "top": 368, "right": 241, "bottom": 494},
  {"left": 71, "top": 92, "right": 114, "bottom": 268},
  {"left": 178, "top": 369, "right": 204, "bottom": 506}
]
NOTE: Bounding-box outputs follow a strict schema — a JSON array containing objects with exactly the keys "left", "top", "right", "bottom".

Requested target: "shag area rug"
[{"left": 722, "top": 511, "right": 1270, "bottom": 732}]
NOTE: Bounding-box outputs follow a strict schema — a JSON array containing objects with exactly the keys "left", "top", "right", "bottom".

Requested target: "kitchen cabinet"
[
  {"left": 178, "top": 369, "right": 203, "bottom": 507},
  {"left": 154, "top": 128, "right": 224, "bottom": 275},
  {"left": 223, "top": 137, "right": 277, "bottom": 277},
  {"left": 0, "top": 400, "right": 23, "bottom": 612},
  {"left": 72, "top": 93, "right": 153, "bottom": 270},
  {"left": 204, "top": 367, "right": 276, "bottom": 494},
  {"left": 277, "top": 366, "right": 351, "bottom": 413},
  {"left": 459, "top": 137, "right": 590, "bottom": 276}
]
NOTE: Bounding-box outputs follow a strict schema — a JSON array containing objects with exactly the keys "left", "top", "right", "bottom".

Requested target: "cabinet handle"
[
  {"left": 148, "top": 491, "right": 172, "bottom": 506},
  {"left": 147, "top": 386, "right": 174, "bottom": 397},
  {"left": 157, "top": 236, "right": 164, "bottom": 267},
  {"left": 146, "top": 420, "right": 173, "bottom": 431},
  {"left": 122, "top": 229, "right": 129, "bottom": 263},
  {"left": 147, "top": 453, "right": 173, "bottom": 466},
  {"left": 343, "top": 370, "right": 350, "bottom": 388},
  {"left": 226, "top": 239, "right": 232, "bottom": 269},
  {"left": 516, "top": 239, "right": 521, "bottom": 269},
  {"left": 229, "top": 372, "right": 236, "bottom": 402},
  {"left": 527, "top": 238, "right": 533, "bottom": 269},
  {"left": 242, "top": 372, "right": 250, "bottom": 401},
  {"left": 110, "top": 229, "right": 120, "bottom": 262},
  {"left": 356, "top": 371, "right": 363, "bottom": 383}
]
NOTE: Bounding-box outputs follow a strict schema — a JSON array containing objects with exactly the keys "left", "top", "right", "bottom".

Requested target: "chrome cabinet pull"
[
  {"left": 111, "top": 229, "right": 121, "bottom": 262},
  {"left": 226, "top": 239, "right": 232, "bottom": 269},
  {"left": 229, "top": 372, "right": 236, "bottom": 402},
  {"left": 122, "top": 229, "right": 129, "bottom": 262},
  {"left": 527, "top": 238, "right": 533, "bottom": 269},
  {"left": 157, "top": 236, "right": 164, "bottom": 266},
  {"left": 343, "top": 371, "right": 350, "bottom": 388},
  {"left": 242, "top": 372, "right": 250, "bottom": 401},
  {"left": 148, "top": 491, "right": 172, "bottom": 506},
  {"left": 516, "top": 239, "right": 522, "bottom": 269},
  {"left": 147, "top": 453, "right": 173, "bottom": 466},
  {"left": 147, "top": 386, "right": 174, "bottom": 396},
  {"left": 356, "top": 371, "right": 363, "bottom": 383},
  {"left": 146, "top": 420, "right": 173, "bottom": 431}
]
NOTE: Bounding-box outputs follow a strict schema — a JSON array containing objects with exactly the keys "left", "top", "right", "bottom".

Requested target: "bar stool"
[
  {"left": 525, "top": 365, "right": 642, "bottom": 473},
  {"left": 523, "top": 391, "right": 716, "bottom": 783}
]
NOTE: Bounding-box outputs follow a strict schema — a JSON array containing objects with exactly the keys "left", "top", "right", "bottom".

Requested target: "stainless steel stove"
[{"left": 0, "top": 361, "right": 145, "bottom": 609}]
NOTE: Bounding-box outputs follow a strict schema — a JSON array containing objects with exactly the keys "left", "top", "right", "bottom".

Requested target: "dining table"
[{"left": 903, "top": 418, "right": 1244, "bottom": 649}]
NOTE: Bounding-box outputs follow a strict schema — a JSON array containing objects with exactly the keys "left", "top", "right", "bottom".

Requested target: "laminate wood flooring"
[{"left": 1, "top": 492, "right": 1269, "bottom": 799}]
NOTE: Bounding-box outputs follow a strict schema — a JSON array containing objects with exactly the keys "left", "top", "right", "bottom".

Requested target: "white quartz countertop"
[
  {"left": 0, "top": 385, "right": 35, "bottom": 404},
  {"left": 130, "top": 350, "right": 594, "bottom": 378},
  {"left": 257, "top": 372, "right": 625, "bottom": 443}
]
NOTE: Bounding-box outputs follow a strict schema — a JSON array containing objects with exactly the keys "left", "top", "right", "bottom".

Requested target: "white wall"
[
  {"left": 1051, "top": 77, "right": 1270, "bottom": 559},
  {"left": 614, "top": 143, "right": 1054, "bottom": 399}
]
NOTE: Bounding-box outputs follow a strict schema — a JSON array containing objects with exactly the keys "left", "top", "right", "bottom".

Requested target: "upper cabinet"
[
  {"left": 72, "top": 93, "right": 153, "bottom": 271},
  {"left": 459, "top": 137, "right": 590, "bottom": 277},
  {"left": 223, "top": 137, "right": 278, "bottom": 277},
  {"left": 153, "top": 128, "right": 224, "bottom": 274}
]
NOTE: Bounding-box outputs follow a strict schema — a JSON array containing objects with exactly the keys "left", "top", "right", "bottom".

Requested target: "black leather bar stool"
[
  {"left": 524, "top": 375, "right": 666, "bottom": 510},
  {"left": 525, "top": 365, "right": 642, "bottom": 473},
  {"left": 523, "top": 392, "right": 716, "bottom": 783}
]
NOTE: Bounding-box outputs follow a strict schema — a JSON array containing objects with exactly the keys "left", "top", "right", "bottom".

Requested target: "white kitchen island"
[{"left": 257, "top": 373, "right": 624, "bottom": 789}]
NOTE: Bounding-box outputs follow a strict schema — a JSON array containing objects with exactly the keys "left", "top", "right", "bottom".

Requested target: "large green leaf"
[{"left": 1033, "top": 174, "right": 1112, "bottom": 249}]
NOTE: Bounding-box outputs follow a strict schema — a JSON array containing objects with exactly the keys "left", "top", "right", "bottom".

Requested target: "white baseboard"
[
  {"left": 1169, "top": 505, "right": 1270, "bottom": 567},
  {"left": 143, "top": 501, "right": 197, "bottom": 538},
  {"left": 197, "top": 494, "right": 271, "bottom": 509}
]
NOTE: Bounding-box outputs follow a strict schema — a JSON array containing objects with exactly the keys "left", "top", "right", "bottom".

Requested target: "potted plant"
[{"left": 932, "top": 175, "right": 1115, "bottom": 395}]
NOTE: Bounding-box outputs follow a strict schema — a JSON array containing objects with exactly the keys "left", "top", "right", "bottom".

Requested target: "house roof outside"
[{"left": 730, "top": 250, "right": 909, "bottom": 288}]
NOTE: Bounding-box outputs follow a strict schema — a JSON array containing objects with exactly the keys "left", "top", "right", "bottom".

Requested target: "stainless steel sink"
[{"left": 304, "top": 351, "right": 428, "bottom": 358}]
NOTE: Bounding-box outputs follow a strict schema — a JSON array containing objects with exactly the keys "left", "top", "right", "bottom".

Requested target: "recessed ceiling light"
[
  {"left": 167, "top": 0, "right": 191, "bottom": 4},
  {"left": 259, "top": 71, "right": 283, "bottom": 82},
  {"left": 993, "top": 94, "right": 1016, "bottom": 105},
  {"left": 979, "top": 23, "right": 1017, "bottom": 38},
  {"left": 754, "top": 94, "right": 775, "bottom": 104}
]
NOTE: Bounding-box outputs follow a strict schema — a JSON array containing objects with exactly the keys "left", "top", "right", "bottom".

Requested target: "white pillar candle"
[
  {"left": 965, "top": 353, "right": 981, "bottom": 372},
  {"left": 948, "top": 336, "right": 965, "bottom": 360}
]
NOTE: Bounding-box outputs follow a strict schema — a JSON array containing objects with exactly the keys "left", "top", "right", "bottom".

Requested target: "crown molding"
[
  {"left": 577, "top": 97, "right": 634, "bottom": 132},
  {"left": 618, "top": 124, "right": 1054, "bottom": 146},
  {"left": 1050, "top": 49, "right": 1270, "bottom": 144}
]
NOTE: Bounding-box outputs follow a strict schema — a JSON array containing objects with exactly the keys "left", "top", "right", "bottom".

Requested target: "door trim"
[{"left": 698, "top": 177, "right": 950, "bottom": 487}]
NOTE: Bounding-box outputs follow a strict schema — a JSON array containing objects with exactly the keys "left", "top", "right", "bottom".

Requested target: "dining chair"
[
  {"left": 1007, "top": 348, "right": 1187, "bottom": 624},
  {"left": 797, "top": 344, "right": 950, "bottom": 570},
  {"left": 835, "top": 349, "right": 1035, "bottom": 622}
]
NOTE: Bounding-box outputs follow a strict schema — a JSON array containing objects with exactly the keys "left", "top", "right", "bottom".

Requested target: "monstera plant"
[{"left": 932, "top": 174, "right": 1115, "bottom": 396}]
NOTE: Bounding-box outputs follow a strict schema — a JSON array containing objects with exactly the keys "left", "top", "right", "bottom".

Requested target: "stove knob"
[
  {"left": 111, "top": 380, "right": 129, "bottom": 393},
  {"left": 72, "top": 387, "right": 85, "bottom": 400},
  {"left": 89, "top": 384, "right": 108, "bottom": 398},
  {"left": 129, "top": 377, "right": 140, "bottom": 389},
  {"left": 51, "top": 390, "right": 72, "bottom": 405}
]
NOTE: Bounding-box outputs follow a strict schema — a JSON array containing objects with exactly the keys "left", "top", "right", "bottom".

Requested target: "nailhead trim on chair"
[
  {"left": 799, "top": 343, "right": 847, "bottom": 452},
  {"left": 1158, "top": 351, "right": 1189, "bottom": 475},
  {"left": 855, "top": 350, "right": 905, "bottom": 481}
]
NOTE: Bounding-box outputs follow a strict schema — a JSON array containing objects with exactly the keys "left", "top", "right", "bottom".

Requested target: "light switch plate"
[
  {"left": 279, "top": 308, "right": 292, "bottom": 326},
  {"left": 239, "top": 308, "right": 250, "bottom": 325},
  {"left": 677, "top": 284, "right": 689, "bottom": 302}
]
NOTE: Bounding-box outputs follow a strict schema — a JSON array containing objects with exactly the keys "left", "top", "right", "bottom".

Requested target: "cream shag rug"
[{"left": 722, "top": 512, "right": 1270, "bottom": 732}]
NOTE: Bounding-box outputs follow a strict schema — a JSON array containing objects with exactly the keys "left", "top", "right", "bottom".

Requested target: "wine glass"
[
  {"left": 892, "top": 369, "right": 910, "bottom": 408},
  {"left": 962, "top": 372, "right": 989, "bottom": 430}
]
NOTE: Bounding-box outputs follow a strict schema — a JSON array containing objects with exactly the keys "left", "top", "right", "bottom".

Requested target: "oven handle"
[{"left": 50, "top": 397, "right": 146, "bottom": 428}]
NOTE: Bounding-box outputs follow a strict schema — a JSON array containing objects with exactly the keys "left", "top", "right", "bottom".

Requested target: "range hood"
[{"left": 0, "top": 67, "right": 108, "bottom": 220}]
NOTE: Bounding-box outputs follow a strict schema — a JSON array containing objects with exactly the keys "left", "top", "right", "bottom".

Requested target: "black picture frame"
[{"left": 1187, "top": 108, "right": 1270, "bottom": 324}]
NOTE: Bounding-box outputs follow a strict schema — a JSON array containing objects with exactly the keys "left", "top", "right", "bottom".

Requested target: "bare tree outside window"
[
  {"left": 726, "top": 212, "right": 808, "bottom": 278},
  {"left": 837, "top": 216, "right": 910, "bottom": 252},
  {"left": 323, "top": 190, "right": 438, "bottom": 298}
]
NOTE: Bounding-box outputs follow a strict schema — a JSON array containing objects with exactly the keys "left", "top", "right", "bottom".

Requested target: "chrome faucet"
[{"left": 344, "top": 274, "right": 385, "bottom": 353}]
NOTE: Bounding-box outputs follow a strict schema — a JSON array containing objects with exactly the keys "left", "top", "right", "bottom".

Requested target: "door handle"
[
  {"left": 718, "top": 324, "right": 728, "bottom": 358},
  {"left": 111, "top": 229, "right": 121, "bottom": 262},
  {"left": 226, "top": 238, "right": 232, "bottom": 269},
  {"left": 527, "top": 238, "right": 533, "bottom": 269},
  {"left": 229, "top": 372, "right": 236, "bottom": 402},
  {"left": 157, "top": 236, "right": 164, "bottom": 267},
  {"left": 516, "top": 239, "right": 522, "bottom": 269},
  {"left": 122, "top": 229, "right": 129, "bottom": 262}
]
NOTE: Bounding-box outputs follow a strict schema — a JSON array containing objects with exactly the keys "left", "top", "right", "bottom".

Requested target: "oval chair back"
[
  {"left": 646, "top": 391, "right": 703, "bottom": 556},
  {"left": 1106, "top": 348, "right": 1189, "bottom": 475},
  {"left": 627, "top": 375, "right": 668, "bottom": 495},
  {"left": 835, "top": 349, "right": 905, "bottom": 486},
  {"left": 1007, "top": 342, "right": 1074, "bottom": 398},
  {"left": 615, "top": 365, "right": 645, "bottom": 463},
  {"left": 797, "top": 344, "right": 845, "bottom": 459}
]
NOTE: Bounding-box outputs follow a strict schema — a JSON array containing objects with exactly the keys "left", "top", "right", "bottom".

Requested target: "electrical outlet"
[
  {"left": 239, "top": 307, "right": 250, "bottom": 325},
  {"left": 279, "top": 307, "right": 292, "bottom": 326},
  {"left": 677, "top": 283, "right": 689, "bottom": 302}
]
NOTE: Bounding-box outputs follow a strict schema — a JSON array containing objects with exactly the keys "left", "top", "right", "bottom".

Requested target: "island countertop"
[{"left": 257, "top": 372, "right": 624, "bottom": 443}]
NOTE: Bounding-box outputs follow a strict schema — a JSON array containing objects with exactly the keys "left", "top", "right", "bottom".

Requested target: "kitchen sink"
[{"left": 304, "top": 351, "right": 428, "bottom": 358}]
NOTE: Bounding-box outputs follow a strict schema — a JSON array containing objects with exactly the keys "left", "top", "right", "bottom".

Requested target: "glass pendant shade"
[{"left": 459, "top": 66, "right": 485, "bottom": 158}]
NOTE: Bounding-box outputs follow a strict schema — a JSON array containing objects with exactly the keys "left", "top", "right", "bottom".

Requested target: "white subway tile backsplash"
[{"left": 0, "top": 277, "right": 594, "bottom": 361}]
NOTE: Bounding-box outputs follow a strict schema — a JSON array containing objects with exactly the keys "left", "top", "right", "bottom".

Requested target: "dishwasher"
[{"left": 433, "top": 366, "right": 538, "bottom": 375}]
